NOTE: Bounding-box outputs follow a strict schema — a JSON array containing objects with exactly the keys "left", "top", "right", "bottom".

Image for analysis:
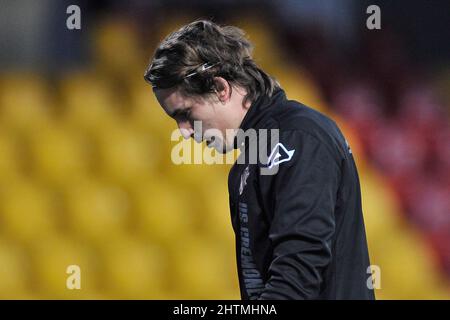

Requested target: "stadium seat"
[
  {"left": 0, "top": 180, "right": 58, "bottom": 244},
  {"left": 27, "top": 123, "right": 92, "bottom": 187},
  {"left": 59, "top": 72, "right": 121, "bottom": 134},
  {"left": 0, "top": 130, "right": 23, "bottom": 181},
  {"left": 0, "top": 74, "right": 53, "bottom": 134},
  {"left": 99, "top": 235, "right": 168, "bottom": 299},
  {"left": 92, "top": 18, "right": 143, "bottom": 80},
  {"left": 229, "top": 16, "right": 283, "bottom": 69},
  {"left": 168, "top": 235, "right": 239, "bottom": 299},
  {"left": 95, "top": 123, "right": 161, "bottom": 187},
  {"left": 275, "top": 66, "right": 327, "bottom": 113},
  {"left": 62, "top": 177, "right": 130, "bottom": 244},
  {"left": 196, "top": 172, "right": 235, "bottom": 247},
  {"left": 376, "top": 229, "right": 450, "bottom": 299},
  {"left": 0, "top": 239, "right": 29, "bottom": 298},
  {"left": 128, "top": 178, "right": 196, "bottom": 246},
  {"left": 28, "top": 235, "right": 100, "bottom": 299},
  {"left": 360, "top": 167, "right": 450, "bottom": 299}
]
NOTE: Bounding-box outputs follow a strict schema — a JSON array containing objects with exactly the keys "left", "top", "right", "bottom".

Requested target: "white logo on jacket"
[
  {"left": 239, "top": 165, "right": 250, "bottom": 195},
  {"left": 266, "top": 143, "right": 295, "bottom": 169}
]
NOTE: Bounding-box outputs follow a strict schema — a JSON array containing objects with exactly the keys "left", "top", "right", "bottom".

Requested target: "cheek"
[
  {"left": 194, "top": 101, "right": 226, "bottom": 132},
  {"left": 192, "top": 110, "right": 214, "bottom": 128}
]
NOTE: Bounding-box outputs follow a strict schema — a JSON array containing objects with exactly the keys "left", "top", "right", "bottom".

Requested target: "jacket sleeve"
[{"left": 258, "top": 130, "right": 341, "bottom": 300}]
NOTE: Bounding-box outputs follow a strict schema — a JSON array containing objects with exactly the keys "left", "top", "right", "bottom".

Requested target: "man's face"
[{"left": 154, "top": 80, "right": 246, "bottom": 153}]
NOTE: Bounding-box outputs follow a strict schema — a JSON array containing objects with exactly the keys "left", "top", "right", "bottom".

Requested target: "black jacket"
[{"left": 228, "top": 88, "right": 375, "bottom": 300}]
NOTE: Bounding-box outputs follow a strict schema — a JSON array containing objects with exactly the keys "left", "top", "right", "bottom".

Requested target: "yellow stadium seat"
[
  {"left": 166, "top": 150, "right": 229, "bottom": 188},
  {"left": 229, "top": 16, "right": 283, "bottom": 68},
  {"left": 0, "top": 74, "right": 53, "bottom": 134},
  {"left": 59, "top": 72, "right": 121, "bottom": 133},
  {"left": 360, "top": 167, "right": 450, "bottom": 299},
  {"left": 0, "top": 180, "right": 58, "bottom": 244},
  {"left": 273, "top": 65, "right": 327, "bottom": 113},
  {"left": 196, "top": 172, "right": 235, "bottom": 247},
  {"left": 128, "top": 177, "right": 197, "bottom": 246},
  {"left": 168, "top": 235, "right": 239, "bottom": 299},
  {"left": 0, "top": 130, "right": 23, "bottom": 181},
  {"left": 63, "top": 177, "right": 130, "bottom": 244},
  {"left": 0, "top": 239, "right": 29, "bottom": 297},
  {"left": 96, "top": 123, "right": 161, "bottom": 186},
  {"left": 28, "top": 235, "right": 100, "bottom": 299},
  {"left": 156, "top": 14, "right": 196, "bottom": 46},
  {"left": 27, "top": 122, "right": 91, "bottom": 187},
  {"left": 374, "top": 228, "right": 450, "bottom": 299},
  {"left": 92, "top": 18, "right": 144, "bottom": 80},
  {"left": 99, "top": 235, "right": 168, "bottom": 299}
]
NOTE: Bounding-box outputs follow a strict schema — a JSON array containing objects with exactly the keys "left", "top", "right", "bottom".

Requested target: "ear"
[{"left": 213, "top": 77, "right": 231, "bottom": 103}]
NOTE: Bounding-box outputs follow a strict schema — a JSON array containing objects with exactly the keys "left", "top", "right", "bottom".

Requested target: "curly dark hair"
[{"left": 144, "top": 19, "right": 280, "bottom": 106}]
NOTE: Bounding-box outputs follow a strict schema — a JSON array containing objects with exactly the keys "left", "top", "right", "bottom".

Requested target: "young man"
[{"left": 144, "top": 20, "right": 375, "bottom": 300}]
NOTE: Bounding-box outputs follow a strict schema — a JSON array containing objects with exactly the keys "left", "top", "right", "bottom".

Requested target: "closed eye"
[{"left": 174, "top": 109, "right": 191, "bottom": 121}]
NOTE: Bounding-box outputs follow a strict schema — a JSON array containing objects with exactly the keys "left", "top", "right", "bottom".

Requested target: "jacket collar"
[{"left": 234, "top": 88, "right": 286, "bottom": 149}]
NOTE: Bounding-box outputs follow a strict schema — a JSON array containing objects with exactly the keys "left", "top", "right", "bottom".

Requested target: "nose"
[{"left": 177, "top": 121, "right": 194, "bottom": 140}]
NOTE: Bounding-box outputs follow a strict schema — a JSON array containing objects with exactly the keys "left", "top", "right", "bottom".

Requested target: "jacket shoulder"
[
  {"left": 275, "top": 101, "right": 335, "bottom": 133},
  {"left": 265, "top": 100, "right": 348, "bottom": 161}
]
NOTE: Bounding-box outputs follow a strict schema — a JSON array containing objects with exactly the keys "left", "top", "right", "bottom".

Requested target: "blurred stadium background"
[{"left": 0, "top": 0, "right": 449, "bottom": 299}]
